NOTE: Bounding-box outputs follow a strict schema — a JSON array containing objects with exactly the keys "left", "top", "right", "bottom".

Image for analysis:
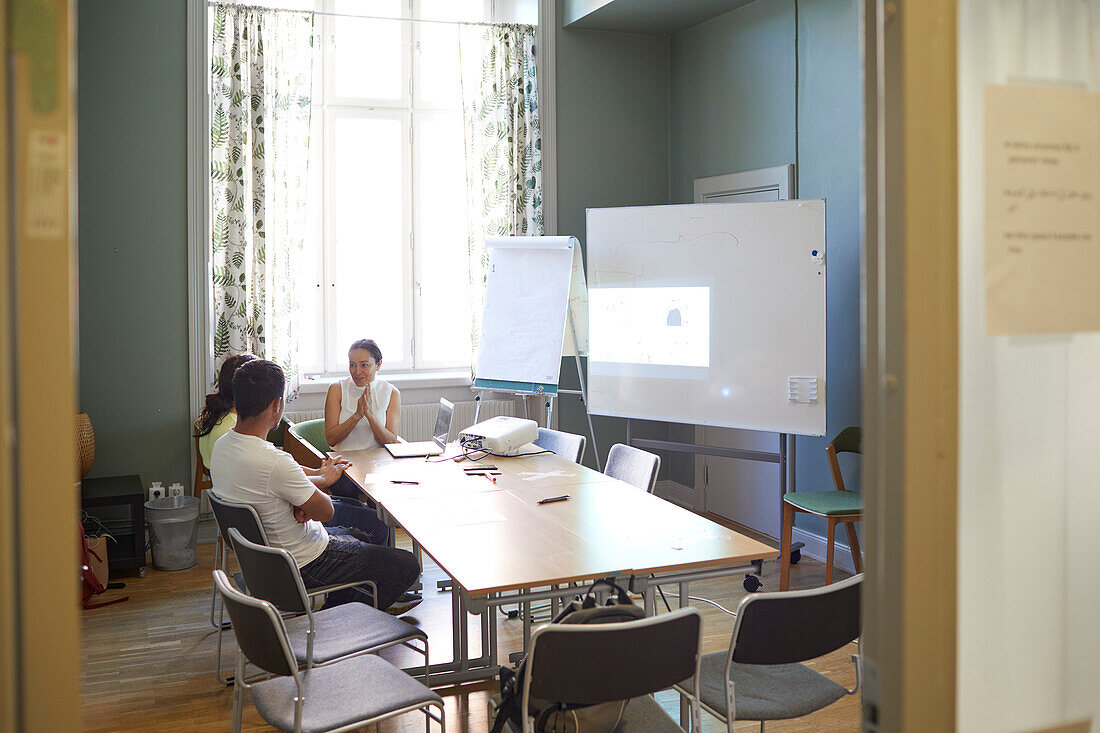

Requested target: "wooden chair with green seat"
[
  {"left": 779, "top": 426, "right": 863, "bottom": 590},
  {"left": 284, "top": 419, "right": 329, "bottom": 470}
]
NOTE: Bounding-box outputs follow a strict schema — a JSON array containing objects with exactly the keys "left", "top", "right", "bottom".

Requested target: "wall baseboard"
[
  {"left": 791, "top": 526, "right": 861, "bottom": 575},
  {"left": 655, "top": 480, "right": 862, "bottom": 575}
]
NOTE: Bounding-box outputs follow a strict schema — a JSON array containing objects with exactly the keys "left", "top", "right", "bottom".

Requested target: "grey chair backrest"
[
  {"left": 525, "top": 607, "right": 702, "bottom": 706},
  {"left": 208, "top": 491, "right": 269, "bottom": 547},
  {"left": 731, "top": 573, "right": 862, "bottom": 665},
  {"left": 228, "top": 527, "right": 310, "bottom": 615},
  {"left": 213, "top": 569, "right": 297, "bottom": 678},
  {"left": 604, "top": 443, "right": 660, "bottom": 493},
  {"left": 535, "top": 427, "right": 586, "bottom": 464}
]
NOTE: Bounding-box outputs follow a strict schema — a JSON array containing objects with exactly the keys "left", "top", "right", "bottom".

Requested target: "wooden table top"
[{"left": 339, "top": 444, "right": 778, "bottom": 596}]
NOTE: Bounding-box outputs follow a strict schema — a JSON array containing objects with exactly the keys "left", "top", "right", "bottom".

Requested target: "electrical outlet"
[
  {"left": 149, "top": 484, "right": 166, "bottom": 500},
  {"left": 168, "top": 483, "right": 185, "bottom": 498}
]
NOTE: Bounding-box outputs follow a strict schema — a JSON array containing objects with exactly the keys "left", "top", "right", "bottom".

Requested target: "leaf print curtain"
[
  {"left": 210, "top": 4, "right": 313, "bottom": 398},
  {"left": 458, "top": 24, "right": 543, "bottom": 368}
]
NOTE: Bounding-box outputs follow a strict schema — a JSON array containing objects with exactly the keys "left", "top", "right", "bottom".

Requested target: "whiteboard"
[
  {"left": 585, "top": 200, "right": 826, "bottom": 436},
  {"left": 474, "top": 237, "right": 576, "bottom": 394}
]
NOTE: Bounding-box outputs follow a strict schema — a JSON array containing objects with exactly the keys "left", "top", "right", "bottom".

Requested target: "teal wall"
[
  {"left": 668, "top": 0, "right": 862, "bottom": 535},
  {"left": 558, "top": 0, "right": 862, "bottom": 535},
  {"left": 554, "top": 5, "right": 671, "bottom": 469},
  {"left": 668, "top": 0, "right": 796, "bottom": 202},
  {"left": 77, "top": 1, "right": 192, "bottom": 487}
]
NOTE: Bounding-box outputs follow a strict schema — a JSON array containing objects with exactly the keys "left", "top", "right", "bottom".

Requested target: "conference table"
[{"left": 339, "top": 443, "right": 778, "bottom": 686}]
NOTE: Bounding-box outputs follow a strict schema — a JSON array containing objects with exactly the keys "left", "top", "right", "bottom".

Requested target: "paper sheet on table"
[
  {"left": 399, "top": 495, "right": 508, "bottom": 528},
  {"left": 985, "top": 84, "right": 1100, "bottom": 334}
]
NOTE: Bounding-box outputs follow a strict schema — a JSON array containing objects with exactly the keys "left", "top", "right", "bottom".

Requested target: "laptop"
[{"left": 384, "top": 398, "right": 454, "bottom": 458}]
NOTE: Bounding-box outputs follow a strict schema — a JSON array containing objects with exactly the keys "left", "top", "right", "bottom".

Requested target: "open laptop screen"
[{"left": 433, "top": 398, "right": 454, "bottom": 447}]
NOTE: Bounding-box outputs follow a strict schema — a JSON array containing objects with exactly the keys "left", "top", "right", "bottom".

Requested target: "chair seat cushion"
[
  {"left": 492, "top": 694, "right": 683, "bottom": 733},
  {"left": 251, "top": 653, "right": 440, "bottom": 733},
  {"left": 783, "top": 490, "right": 862, "bottom": 516},
  {"left": 678, "top": 651, "right": 847, "bottom": 721},
  {"left": 284, "top": 602, "right": 426, "bottom": 665}
]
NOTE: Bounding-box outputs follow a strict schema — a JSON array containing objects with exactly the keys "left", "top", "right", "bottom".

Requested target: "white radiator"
[{"left": 285, "top": 399, "right": 514, "bottom": 442}]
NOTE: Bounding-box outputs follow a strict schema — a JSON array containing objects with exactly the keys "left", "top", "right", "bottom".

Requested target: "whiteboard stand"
[{"left": 626, "top": 425, "right": 804, "bottom": 588}]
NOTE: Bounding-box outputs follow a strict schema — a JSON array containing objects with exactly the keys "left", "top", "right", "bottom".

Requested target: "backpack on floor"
[{"left": 490, "top": 579, "right": 645, "bottom": 733}]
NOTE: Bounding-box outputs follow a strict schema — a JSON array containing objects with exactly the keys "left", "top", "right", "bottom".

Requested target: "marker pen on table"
[{"left": 537, "top": 494, "right": 570, "bottom": 505}]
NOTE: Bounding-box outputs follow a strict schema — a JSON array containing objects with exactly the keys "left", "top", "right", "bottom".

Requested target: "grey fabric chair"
[
  {"left": 534, "top": 427, "right": 586, "bottom": 464},
  {"left": 228, "top": 527, "right": 429, "bottom": 682},
  {"left": 208, "top": 491, "right": 268, "bottom": 684},
  {"left": 676, "top": 573, "right": 862, "bottom": 732},
  {"left": 496, "top": 607, "right": 704, "bottom": 733},
  {"left": 604, "top": 443, "right": 661, "bottom": 493},
  {"left": 213, "top": 570, "right": 445, "bottom": 733}
]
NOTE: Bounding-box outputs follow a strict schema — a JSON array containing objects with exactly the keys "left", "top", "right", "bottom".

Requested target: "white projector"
[{"left": 459, "top": 416, "right": 539, "bottom": 456}]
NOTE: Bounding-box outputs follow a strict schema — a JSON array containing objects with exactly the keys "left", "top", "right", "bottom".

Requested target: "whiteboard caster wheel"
[
  {"left": 790, "top": 549, "right": 802, "bottom": 565},
  {"left": 138, "top": 567, "right": 146, "bottom": 578},
  {"left": 743, "top": 574, "right": 762, "bottom": 593}
]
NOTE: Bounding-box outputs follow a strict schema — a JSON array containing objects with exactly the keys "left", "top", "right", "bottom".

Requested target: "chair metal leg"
[
  {"left": 231, "top": 651, "right": 245, "bottom": 733},
  {"left": 209, "top": 536, "right": 223, "bottom": 628},
  {"left": 215, "top": 585, "right": 235, "bottom": 685}
]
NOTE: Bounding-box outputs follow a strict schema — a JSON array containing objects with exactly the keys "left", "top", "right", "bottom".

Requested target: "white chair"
[
  {"left": 604, "top": 443, "right": 660, "bottom": 493},
  {"left": 534, "top": 427, "right": 586, "bottom": 463}
]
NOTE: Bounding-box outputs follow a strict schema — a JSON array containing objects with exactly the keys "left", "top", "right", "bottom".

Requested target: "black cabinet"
[{"left": 81, "top": 474, "right": 146, "bottom": 576}]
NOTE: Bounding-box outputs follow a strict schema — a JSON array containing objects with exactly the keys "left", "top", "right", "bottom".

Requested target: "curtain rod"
[{"left": 207, "top": 2, "right": 535, "bottom": 30}]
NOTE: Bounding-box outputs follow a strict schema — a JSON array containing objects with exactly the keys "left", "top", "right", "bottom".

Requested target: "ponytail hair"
[{"left": 194, "top": 353, "right": 257, "bottom": 437}]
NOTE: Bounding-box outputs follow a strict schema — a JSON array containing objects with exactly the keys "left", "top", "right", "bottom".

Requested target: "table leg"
[
  {"left": 458, "top": 591, "right": 470, "bottom": 672},
  {"left": 451, "top": 581, "right": 462, "bottom": 670},
  {"left": 488, "top": 592, "right": 499, "bottom": 667}
]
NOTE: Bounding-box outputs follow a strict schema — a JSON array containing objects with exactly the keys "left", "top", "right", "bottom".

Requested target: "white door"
[{"left": 691, "top": 167, "right": 791, "bottom": 537}]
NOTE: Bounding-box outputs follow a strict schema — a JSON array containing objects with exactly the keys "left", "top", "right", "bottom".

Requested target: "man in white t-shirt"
[{"left": 210, "top": 359, "right": 420, "bottom": 612}]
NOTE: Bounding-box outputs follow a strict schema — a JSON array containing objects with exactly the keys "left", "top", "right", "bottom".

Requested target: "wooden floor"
[{"left": 81, "top": 525, "right": 858, "bottom": 732}]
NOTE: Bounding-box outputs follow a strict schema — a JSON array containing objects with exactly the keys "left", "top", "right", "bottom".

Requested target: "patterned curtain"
[
  {"left": 210, "top": 4, "right": 313, "bottom": 398},
  {"left": 458, "top": 23, "right": 543, "bottom": 367}
]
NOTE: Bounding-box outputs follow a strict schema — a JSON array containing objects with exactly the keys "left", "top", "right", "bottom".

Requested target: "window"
[
  {"left": 298, "top": 0, "right": 518, "bottom": 376},
  {"left": 193, "top": 0, "right": 544, "bottom": 402}
]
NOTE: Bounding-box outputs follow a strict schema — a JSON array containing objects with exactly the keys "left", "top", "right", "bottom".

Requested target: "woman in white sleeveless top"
[{"left": 324, "top": 339, "right": 401, "bottom": 451}]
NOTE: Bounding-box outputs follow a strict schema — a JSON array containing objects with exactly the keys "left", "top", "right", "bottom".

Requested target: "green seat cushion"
[
  {"left": 783, "top": 490, "right": 862, "bottom": 516},
  {"left": 288, "top": 419, "right": 331, "bottom": 454}
]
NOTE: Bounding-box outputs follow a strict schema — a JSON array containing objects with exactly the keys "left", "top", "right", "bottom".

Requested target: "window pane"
[
  {"left": 298, "top": 112, "right": 326, "bottom": 374},
  {"left": 415, "top": 22, "right": 460, "bottom": 107},
  {"left": 419, "top": 0, "right": 486, "bottom": 22},
  {"left": 415, "top": 113, "right": 471, "bottom": 366},
  {"left": 416, "top": 0, "right": 484, "bottom": 107},
  {"left": 331, "top": 116, "right": 406, "bottom": 367},
  {"left": 333, "top": 0, "right": 403, "bottom": 99}
]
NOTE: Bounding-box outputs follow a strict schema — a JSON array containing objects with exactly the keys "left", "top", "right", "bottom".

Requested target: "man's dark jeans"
[
  {"left": 299, "top": 528, "right": 419, "bottom": 610},
  {"left": 325, "top": 496, "right": 391, "bottom": 545}
]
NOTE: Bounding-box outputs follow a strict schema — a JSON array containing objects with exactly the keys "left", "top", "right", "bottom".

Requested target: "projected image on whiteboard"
[{"left": 589, "top": 287, "right": 710, "bottom": 379}]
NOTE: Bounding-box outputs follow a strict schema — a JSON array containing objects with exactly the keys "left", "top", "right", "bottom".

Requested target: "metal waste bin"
[{"left": 144, "top": 496, "right": 200, "bottom": 571}]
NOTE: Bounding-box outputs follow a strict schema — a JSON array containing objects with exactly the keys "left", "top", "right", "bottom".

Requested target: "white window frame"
[{"left": 186, "top": 0, "right": 556, "bottom": 413}]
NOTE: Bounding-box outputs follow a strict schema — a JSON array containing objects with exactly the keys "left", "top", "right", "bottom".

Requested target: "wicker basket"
[{"left": 76, "top": 412, "right": 95, "bottom": 479}]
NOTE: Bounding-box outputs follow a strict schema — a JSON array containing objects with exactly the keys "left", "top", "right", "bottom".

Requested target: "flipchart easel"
[{"left": 471, "top": 236, "right": 601, "bottom": 470}]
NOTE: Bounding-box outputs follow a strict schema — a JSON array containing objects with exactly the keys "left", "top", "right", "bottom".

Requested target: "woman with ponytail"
[{"left": 195, "top": 353, "right": 257, "bottom": 467}]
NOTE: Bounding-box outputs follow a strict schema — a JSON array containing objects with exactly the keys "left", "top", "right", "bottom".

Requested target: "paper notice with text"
[{"left": 985, "top": 84, "right": 1100, "bottom": 334}]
